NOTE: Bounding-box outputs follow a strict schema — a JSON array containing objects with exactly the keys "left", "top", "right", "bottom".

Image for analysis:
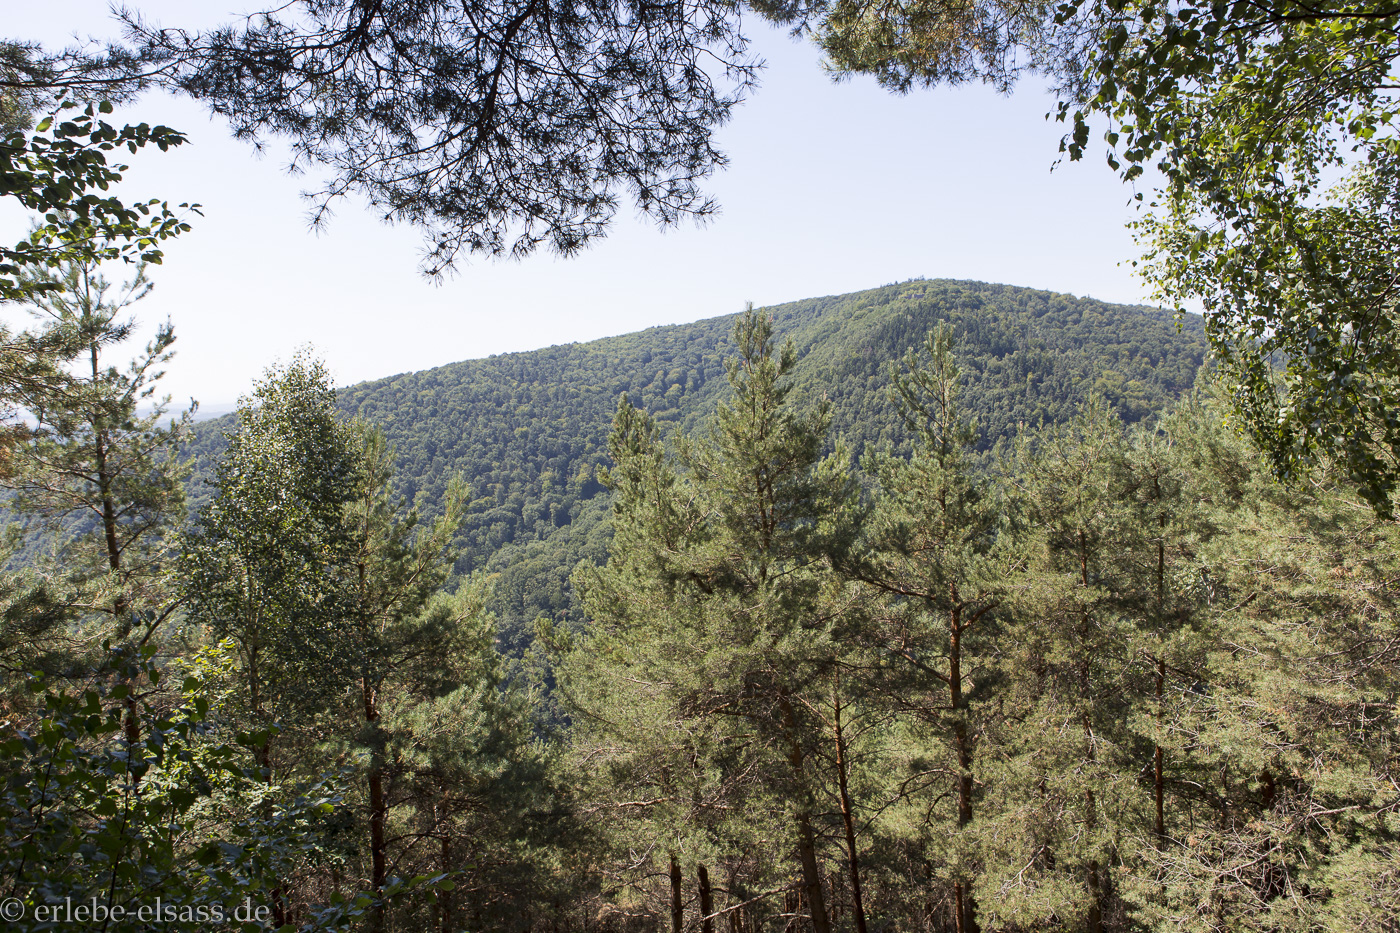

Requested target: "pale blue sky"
[{"left": 5, "top": 2, "right": 1158, "bottom": 410}]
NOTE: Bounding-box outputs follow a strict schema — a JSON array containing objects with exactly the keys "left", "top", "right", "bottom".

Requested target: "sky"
[{"left": 4, "top": 1, "right": 1161, "bottom": 412}]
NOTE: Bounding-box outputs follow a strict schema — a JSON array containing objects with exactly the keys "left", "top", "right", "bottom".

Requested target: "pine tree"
[
  {"left": 4, "top": 258, "right": 190, "bottom": 642},
  {"left": 571, "top": 307, "right": 859, "bottom": 932},
  {"left": 1127, "top": 393, "right": 1400, "bottom": 933},
  {"left": 991, "top": 400, "right": 1143, "bottom": 933},
  {"left": 1113, "top": 396, "right": 1235, "bottom": 862},
  {"left": 334, "top": 425, "right": 476, "bottom": 932},
  {"left": 850, "top": 324, "right": 1011, "bottom": 933}
]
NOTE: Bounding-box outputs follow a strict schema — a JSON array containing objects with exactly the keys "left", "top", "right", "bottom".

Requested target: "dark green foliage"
[
  {"left": 567, "top": 308, "right": 860, "bottom": 933},
  {"left": 565, "top": 356, "right": 1400, "bottom": 931},
  {"left": 848, "top": 323, "right": 1012, "bottom": 929},
  {"left": 121, "top": 0, "right": 758, "bottom": 269},
  {"left": 809, "top": 0, "right": 1400, "bottom": 515},
  {"left": 775, "top": 280, "right": 1205, "bottom": 455},
  {"left": 8, "top": 251, "right": 1399, "bottom": 932},
  {"left": 0, "top": 164, "right": 474, "bottom": 933},
  {"left": 0, "top": 646, "right": 370, "bottom": 933}
]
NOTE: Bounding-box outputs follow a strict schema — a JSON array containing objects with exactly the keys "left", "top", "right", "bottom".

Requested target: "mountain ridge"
[{"left": 186, "top": 278, "right": 1209, "bottom": 642}]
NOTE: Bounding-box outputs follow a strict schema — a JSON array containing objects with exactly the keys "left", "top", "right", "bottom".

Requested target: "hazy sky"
[{"left": 4, "top": 2, "right": 1159, "bottom": 410}]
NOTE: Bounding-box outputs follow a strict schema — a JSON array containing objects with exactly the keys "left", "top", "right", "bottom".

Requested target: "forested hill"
[{"left": 189, "top": 279, "right": 1208, "bottom": 644}]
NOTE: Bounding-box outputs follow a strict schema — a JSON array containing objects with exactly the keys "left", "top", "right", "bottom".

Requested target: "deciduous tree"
[
  {"left": 180, "top": 354, "right": 365, "bottom": 768},
  {"left": 812, "top": 0, "right": 1400, "bottom": 512}
]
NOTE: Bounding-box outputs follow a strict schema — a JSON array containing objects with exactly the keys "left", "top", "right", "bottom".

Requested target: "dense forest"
[
  {"left": 184, "top": 280, "right": 1208, "bottom": 647},
  {"left": 4, "top": 255, "right": 1398, "bottom": 933},
  {"left": 6, "top": 0, "right": 1398, "bottom": 921}
]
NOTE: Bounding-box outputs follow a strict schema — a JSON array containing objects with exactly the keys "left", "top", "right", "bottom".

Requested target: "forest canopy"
[
  {"left": 2, "top": 258, "right": 1396, "bottom": 931},
  {"left": 813, "top": 0, "right": 1400, "bottom": 512},
  {"left": 3, "top": 0, "right": 1397, "bottom": 928},
  {"left": 179, "top": 279, "right": 1209, "bottom": 646}
]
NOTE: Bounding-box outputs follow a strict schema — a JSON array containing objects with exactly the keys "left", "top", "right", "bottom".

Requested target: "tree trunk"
[
  {"left": 93, "top": 347, "right": 145, "bottom": 780},
  {"left": 795, "top": 815, "right": 830, "bottom": 933},
  {"left": 1155, "top": 511, "right": 1167, "bottom": 842},
  {"left": 1083, "top": 716, "right": 1104, "bottom": 933},
  {"left": 90, "top": 341, "right": 123, "bottom": 578},
  {"left": 948, "top": 597, "right": 979, "bottom": 933},
  {"left": 671, "top": 852, "right": 684, "bottom": 933},
  {"left": 698, "top": 863, "right": 714, "bottom": 933},
  {"left": 1155, "top": 658, "right": 1166, "bottom": 841},
  {"left": 1085, "top": 779, "right": 1104, "bottom": 933},
  {"left": 1078, "top": 531, "right": 1103, "bottom": 933},
  {"left": 727, "top": 866, "right": 743, "bottom": 933},
  {"left": 439, "top": 830, "right": 454, "bottom": 933},
  {"left": 366, "top": 676, "right": 388, "bottom": 933},
  {"left": 832, "top": 672, "right": 869, "bottom": 933},
  {"left": 777, "top": 691, "right": 832, "bottom": 933}
]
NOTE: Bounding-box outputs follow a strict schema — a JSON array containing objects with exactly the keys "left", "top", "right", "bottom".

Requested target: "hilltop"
[{"left": 187, "top": 279, "right": 1208, "bottom": 642}]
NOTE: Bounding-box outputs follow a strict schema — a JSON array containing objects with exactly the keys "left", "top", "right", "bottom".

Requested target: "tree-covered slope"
[{"left": 187, "top": 279, "right": 1207, "bottom": 642}]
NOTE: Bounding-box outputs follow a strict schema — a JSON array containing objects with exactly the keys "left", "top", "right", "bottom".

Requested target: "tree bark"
[
  {"left": 439, "top": 830, "right": 454, "bottom": 933},
  {"left": 93, "top": 342, "right": 145, "bottom": 780},
  {"left": 698, "top": 863, "right": 714, "bottom": 933},
  {"left": 671, "top": 852, "right": 684, "bottom": 933},
  {"left": 248, "top": 630, "right": 286, "bottom": 926},
  {"left": 727, "top": 866, "right": 743, "bottom": 933},
  {"left": 365, "top": 676, "right": 388, "bottom": 933},
  {"left": 832, "top": 672, "right": 869, "bottom": 933},
  {"left": 777, "top": 691, "right": 831, "bottom": 933},
  {"left": 1080, "top": 531, "right": 1103, "bottom": 933},
  {"left": 1155, "top": 658, "right": 1166, "bottom": 841},
  {"left": 1155, "top": 510, "right": 1167, "bottom": 842},
  {"left": 1085, "top": 763, "right": 1103, "bottom": 933},
  {"left": 91, "top": 340, "right": 123, "bottom": 578},
  {"left": 795, "top": 815, "right": 830, "bottom": 933},
  {"left": 948, "top": 595, "right": 979, "bottom": 933}
]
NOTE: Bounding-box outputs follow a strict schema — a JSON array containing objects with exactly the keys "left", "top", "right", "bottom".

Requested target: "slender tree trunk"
[
  {"left": 1085, "top": 784, "right": 1104, "bottom": 933},
  {"left": 795, "top": 816, "right": 829, "bottom": 933},
  {"left": 90, "top": 342, "right": 123, "bottom": 579},
  {"left": 1085, "top": 721, "right": 1104, "bottom": 933},
  {"left": 365, "top": 676, "right": 388, "bottom": 933},
  {"left": 439, "top": 828, "right": 454, "bottom": 933},
  {"left": 123, "top": 694, "right": 143, "bottom": 788},
  {"left": 1155, "top": 658, "right": 1166, "bottom": 841},
  {"left": 1220, "top": 763, "right": 1231, "bottom": 830},
  {"left": 832, "top": 671, "right": 869, "bottom": 933},
  {"left": 92, "top": 344, "right": 145, "bottom": 780},
  {"left": 698, "top": 863, "right": 714, "bottom": 933},
  {"left": 671, "top": 853, "right": 684, "bottom": 933},
  {"left": 777, "top": 691, "right": 832, "bottom": 933},
  {"left": 240, "top": 580, "right": 286, "bottom": 926},
  {"left": 1155, "top": 511, "right": 1167, "bottom": 842},
  {"left": 727, "top": 866, "right": 742, "bottom": 933},
  {"left": 947, "top": 597, "right": 979, "bottom": 933},
  {"left": 1079, "top": 531, "right": 1104, "bottom": 933}
]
